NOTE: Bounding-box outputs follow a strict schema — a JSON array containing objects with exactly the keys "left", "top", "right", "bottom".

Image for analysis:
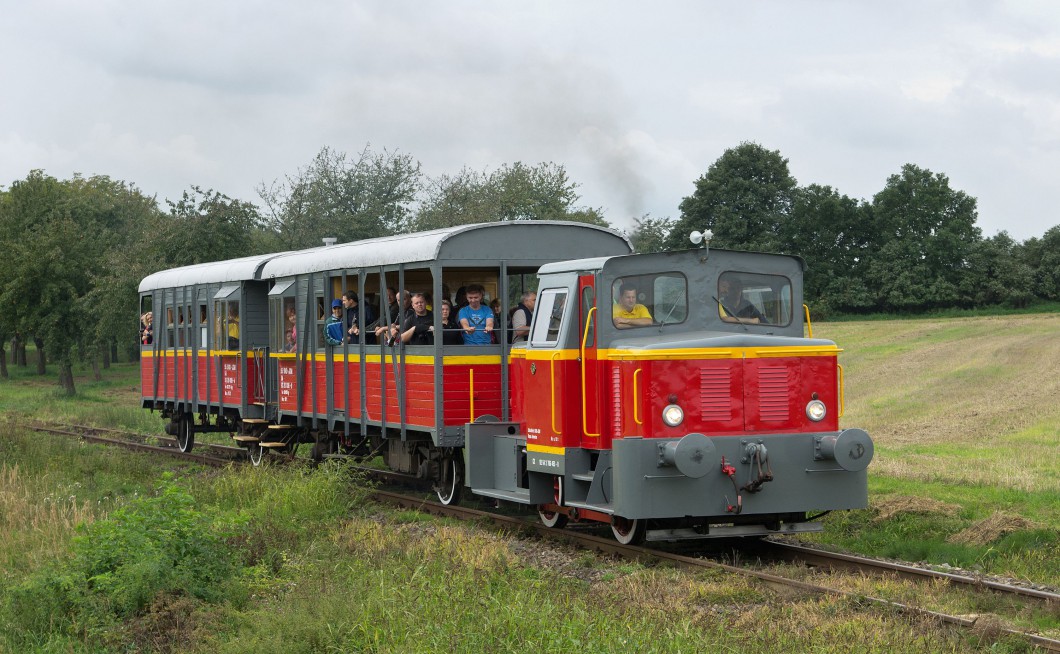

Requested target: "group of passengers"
[{"left": 319, "top": 284, "right": 538, "bottom": 348}]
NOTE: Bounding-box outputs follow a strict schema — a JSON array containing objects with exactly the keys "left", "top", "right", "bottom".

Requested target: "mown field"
[{"left": 1, "top": 314, "right": 1058, "bottom": 653}]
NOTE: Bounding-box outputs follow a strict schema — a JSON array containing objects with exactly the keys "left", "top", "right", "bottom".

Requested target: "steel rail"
[{"left": 760, "top": 540, "right": 1060, "bottom": 604}]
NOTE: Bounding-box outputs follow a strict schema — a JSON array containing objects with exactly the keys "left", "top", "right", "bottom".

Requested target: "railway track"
[{"left": 24, "top": 420, "right": 1060, "bottom": 651}]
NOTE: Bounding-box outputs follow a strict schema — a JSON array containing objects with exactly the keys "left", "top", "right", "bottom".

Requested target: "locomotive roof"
[
  {"left": 138, "top": 252, "right": 289, "bottom": 292},
  {"left": 259, "top": 221, "right": 632, "bottom": 279}
]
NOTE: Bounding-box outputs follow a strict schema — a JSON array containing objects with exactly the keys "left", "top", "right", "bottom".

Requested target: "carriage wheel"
[
  {"left": 538, "top": 477, "right": 568, "bottom": 528},
  {"left": 611, "top": 516, "right": 645, "bottom": 545},
  {"left": 435, "top": 454, "right": 463, "bottom": 506},
  {"left": 177, "top": 417, "right": 195, "bottom": 453}
]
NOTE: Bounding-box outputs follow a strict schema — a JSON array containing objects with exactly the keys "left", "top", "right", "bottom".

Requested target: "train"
[{"left": 138, "top": 220, "right": 873, "bottom": 544}]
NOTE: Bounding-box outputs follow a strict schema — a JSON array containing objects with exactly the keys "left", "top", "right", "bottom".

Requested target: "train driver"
[
  {"left": 612, "top": 282, "right": 653, "bottom": 329},
  {"left": 718, "top": 277, "right": 765, "bottom": 324}
]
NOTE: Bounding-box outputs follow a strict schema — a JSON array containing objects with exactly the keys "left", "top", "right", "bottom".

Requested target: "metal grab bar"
[
  {"left": 633, "top": 367, "right": 643, "bottom": 426},
  {"left": 838, "top": 364, "right": 845, "bottom": 418},
  {"left": 550, "top": 352, "right": 562, "bottom": 436},
  {"left": 803, "top": 303, "right": 813, "bottom": 338},
  {"left": 580, "top": 307, "right": 600, "bottom": 438}
]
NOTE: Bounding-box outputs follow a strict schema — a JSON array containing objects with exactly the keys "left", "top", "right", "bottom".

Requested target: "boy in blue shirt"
[{"left": 457, "top": 284, "right": 494, "bottom": 345}]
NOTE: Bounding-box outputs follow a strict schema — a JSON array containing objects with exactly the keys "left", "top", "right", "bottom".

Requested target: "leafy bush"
[{"left": 1, "top": 475, "right": 239, "bottom": 648}]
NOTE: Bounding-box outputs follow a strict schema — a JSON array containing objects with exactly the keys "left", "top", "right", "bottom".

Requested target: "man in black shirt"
[{"left": 392, "top": 293, "right": 434, "bottom": 346}]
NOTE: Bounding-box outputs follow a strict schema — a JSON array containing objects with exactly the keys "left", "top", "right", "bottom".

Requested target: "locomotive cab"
[{"left": 467, "top": 247, "right": 874, "bottom": 543}]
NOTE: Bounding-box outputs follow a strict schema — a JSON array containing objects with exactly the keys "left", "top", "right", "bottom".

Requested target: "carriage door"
[{"left": 578, "top": 275, "right": 603, "bottom": 448}]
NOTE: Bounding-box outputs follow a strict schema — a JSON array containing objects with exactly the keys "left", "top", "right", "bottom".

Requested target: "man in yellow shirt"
[{"left": 613, "top": 282, "right": 653, "bottom": 329}]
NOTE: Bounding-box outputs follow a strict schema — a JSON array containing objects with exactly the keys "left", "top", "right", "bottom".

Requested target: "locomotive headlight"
[
  {"left": 806, "top": 399, "right": 827, "bottom": 422},
  {"left": 662, "top": 404, "right": 685, "bottom": 427}
]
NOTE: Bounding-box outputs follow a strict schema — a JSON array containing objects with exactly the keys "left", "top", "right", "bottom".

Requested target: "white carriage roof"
[
  {"left": 536, "top": 256, "right": 618, "bottom": 276},
  {"left": 138, "top": 252, "right": 285, "bottom": 292},
  {"left": 259, "top": 221, "right": 631, "bottom": 279}
]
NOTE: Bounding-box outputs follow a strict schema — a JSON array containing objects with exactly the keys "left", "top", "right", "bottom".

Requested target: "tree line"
[
  {"left": 1, "top": 142, "right": 1056, "bottom": 394},
  {"left": 635, "top": 142, "right": 1060, "bottom": 317}
]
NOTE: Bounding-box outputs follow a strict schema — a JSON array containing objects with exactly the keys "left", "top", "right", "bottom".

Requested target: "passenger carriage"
[
  {"left": 253, "top": 222, "right": 632, "bottom": 493},
  {"left": 139, "top": 253, "right": 290, "bottom": 450}
]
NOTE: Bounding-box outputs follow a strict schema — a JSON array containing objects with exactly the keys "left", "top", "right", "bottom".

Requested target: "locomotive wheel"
[
  {"left": 610, "top": 516, "right": 645, "bottom": 545},
  {"left": 247, "top": 442, "right": 264, "bottom": 466},
  {"left": 538, "top": 477, "right": 568, "bottom": 528},
  {"left": 435, "top": 455, "right": 463, "bottom": 506},
  {"left": 177, "top": 417, "right": 195, "bottom": 453}
]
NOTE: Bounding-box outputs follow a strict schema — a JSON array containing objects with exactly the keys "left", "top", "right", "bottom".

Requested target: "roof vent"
[{"left": 322, "top": 237, "right": 337, "bottom": 247}]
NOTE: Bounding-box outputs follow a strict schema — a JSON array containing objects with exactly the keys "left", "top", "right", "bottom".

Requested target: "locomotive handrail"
[
  {"left": 580, "top": 307, "right": 601, "bottom": 438},
  {"left": 633, "top": 367, "right": 643, "bottom": 426},
  {"left": 838, "top": 364, "right": 845, "bottom": 418},
  {"left": 550, "top": 352, "right": 562, "bottom": 436},
  {"left": 803, "top": 303, "right": 813, "bottom": 338},
  {"left": 469, "top": 368, "right": 475, "bottom": 423}
]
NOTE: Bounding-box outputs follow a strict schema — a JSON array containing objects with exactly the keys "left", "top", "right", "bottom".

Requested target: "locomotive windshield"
[{"left": 716, "top": 271, "right": 793, "bottom": 327}]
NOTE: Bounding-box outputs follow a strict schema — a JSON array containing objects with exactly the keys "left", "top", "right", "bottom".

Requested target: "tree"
[
  {"left": 960, "top": 232, "right": 1034, "bottom": 308},
  {"left": 627, "top": 215, "right": 674, "bottom": 253},
  {"left": 864, "top": 164, "right": 982, "bottom": 312},
  {"left": 259, "top": 145, "right": 421, "bottom": 248},
  {"left": 1020, "top": 225, "right": 1060, "bottom": 301},
  {"left": 412, "top": 162, "right": 608, "bottom": 231},
  {"left": 146, "top": 187, "right": 267, "bottom": 268},
  {"left": 785, "top": 185, "right": 875, "bottom": 314},
  {"left": 668, "top": 142, "right": 797, "bottom": 252},
  {"left": 0, "top": 172, "right": 115, "bottom": 393}
]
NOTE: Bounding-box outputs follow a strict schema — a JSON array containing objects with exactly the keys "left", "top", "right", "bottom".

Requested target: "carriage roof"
[
  {"left": 259, "top": 221, "right": 632, "bottom": 279},
  {"left": 138, "top": 252, "right": 291, "bottom": 292}
]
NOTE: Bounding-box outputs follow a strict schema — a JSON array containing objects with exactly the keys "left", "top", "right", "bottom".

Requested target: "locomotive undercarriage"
[{"left": 466, "top": 421, "right": 873, "bottom": 544}]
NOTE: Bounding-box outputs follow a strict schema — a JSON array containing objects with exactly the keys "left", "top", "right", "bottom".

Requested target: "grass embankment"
[
  {"left": 813, "top": 315, "right": 1060, "bottom": 580},
  {"left": 1, "top": 315, "right": 1058, "bottom": 652}
]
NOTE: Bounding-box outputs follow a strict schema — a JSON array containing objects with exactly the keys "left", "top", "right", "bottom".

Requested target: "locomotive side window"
[
  {"left": 530, "top": 288, "right": 568, "bottom": 346},
  {"left": 716, "top": 272, "right": 793, "bottom": 327},
  {"left": 611, "top": 273, "right": 687, "bottom": 329}
]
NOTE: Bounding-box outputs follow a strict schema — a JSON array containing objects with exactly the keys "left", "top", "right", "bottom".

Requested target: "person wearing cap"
[{"left": 324, "top": 299, "right": 344, "bottom": 346}]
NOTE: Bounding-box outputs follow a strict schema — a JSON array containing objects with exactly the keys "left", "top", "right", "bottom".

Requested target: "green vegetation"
[
  {"left": 0, "top": 424, "right": 999, "bottom": 653},
  {"left": 2, "top": 311, "right": 1059, "bottom": 651}
]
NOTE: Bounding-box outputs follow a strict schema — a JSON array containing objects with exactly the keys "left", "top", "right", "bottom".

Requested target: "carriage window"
[
  {"left": 226, "top": 301, "right": 241, "bottom": 350},
  {"left": 272, "top": 297, "right": 298, "bottom": 352},
  {"left": 139, "top": 295, "right": 154, "bottom": 347},
  {"left": 199, "top": 305, "right": 208, "bottom": 347},
  {"left": 716, "top": 272, "right": 792, "bottom": 327},
  {"left": 611, "top": 273, "right": 687, "bottom": 329},
  {"left": 530, "top": 289, "right": 568, "bottom": 346}
]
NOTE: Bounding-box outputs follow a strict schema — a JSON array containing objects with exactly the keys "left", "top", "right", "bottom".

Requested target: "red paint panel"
[
  {"left": 442, "top": 364, "right": 503, "bottom": 427},
  {"left": 522, "top": 358, "right": 581, "bottom": 449},
  {"left": 221, "top": 356, "right": 241, "bottom": 405}
]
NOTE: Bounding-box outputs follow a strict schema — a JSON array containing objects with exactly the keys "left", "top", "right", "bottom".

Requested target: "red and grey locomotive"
[{"left": 139, "top": 221, "right": 872, "bottom": 543}]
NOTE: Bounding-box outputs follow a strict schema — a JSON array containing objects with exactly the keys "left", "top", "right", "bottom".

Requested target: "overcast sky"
[{"left": 2, "top": 1, "right": 1059, "bottom": 240}]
